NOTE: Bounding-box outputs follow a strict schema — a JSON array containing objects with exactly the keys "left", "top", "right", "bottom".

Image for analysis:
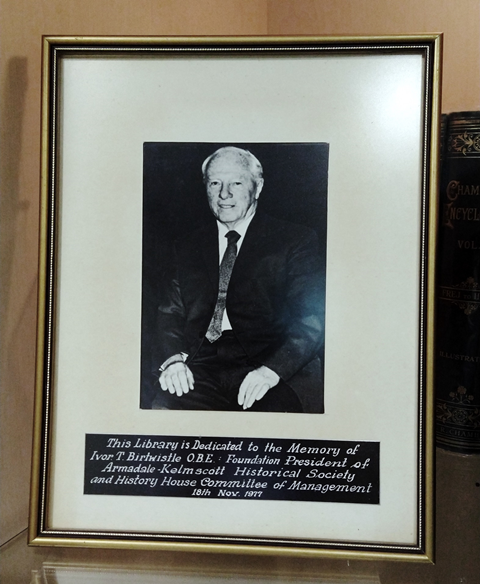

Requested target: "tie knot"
[{"left": 225, "top": 230, "right": 240, "bottom": 245}]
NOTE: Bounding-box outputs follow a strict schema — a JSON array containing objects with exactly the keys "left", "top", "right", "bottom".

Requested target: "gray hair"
[{"left": 202, "top": 146, "right": 263, "bottom": 182}]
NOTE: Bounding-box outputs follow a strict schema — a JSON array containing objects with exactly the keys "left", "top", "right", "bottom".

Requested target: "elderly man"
[{"left": 154, "top": 146, "right": 324, "bottom": 412}]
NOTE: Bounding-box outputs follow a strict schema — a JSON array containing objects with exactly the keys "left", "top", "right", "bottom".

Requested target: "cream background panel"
[{"left": 50, "top": 53, "right": 424, "bottom": 543}]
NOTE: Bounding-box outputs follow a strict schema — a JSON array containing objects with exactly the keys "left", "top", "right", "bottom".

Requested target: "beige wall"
[{"left": 1, "top": 0, "right": 479, "bottom": 580}]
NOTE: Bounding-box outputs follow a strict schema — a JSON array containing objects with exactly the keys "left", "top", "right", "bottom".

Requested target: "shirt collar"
[{"left": 216, "top": 212, "right": 256, "bottom": 240}]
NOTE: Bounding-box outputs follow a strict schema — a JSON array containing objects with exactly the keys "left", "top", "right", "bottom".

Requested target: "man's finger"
[
  {"left": 159, "top": 375, "right": 167, "bottom": 392},
  {"left": 239, "top": 382, "right": 253, "bottom": 408},
  {"left": 238, "top": 373, "right": 263, "bottom": 409},
  {"left": 164, "top": 374, "right": 178, "bottom": 395},
  {"left": 244, "top": 383, "right": 269, "bottom": 410},
  {"left": 237, "top": 374, "right": 252, "bottom": 406},
  {"left": 176, "top": 370, "right": 191, "bottom": 395},
  {"left": 186, "top": 367, "right": 195, "bottom": 390},
  {"left": 242, "top": 379, "right": 259, "bottom": 409}
]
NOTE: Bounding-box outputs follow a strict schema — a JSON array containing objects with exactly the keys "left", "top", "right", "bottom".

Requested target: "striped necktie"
[{"left": 205, "top": 230, "right": 241, "bottom": 342}]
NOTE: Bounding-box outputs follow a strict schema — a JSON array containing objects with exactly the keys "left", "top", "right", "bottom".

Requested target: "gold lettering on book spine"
[{"left": 439, "top": 277, "right": 480, "bottom": 314}]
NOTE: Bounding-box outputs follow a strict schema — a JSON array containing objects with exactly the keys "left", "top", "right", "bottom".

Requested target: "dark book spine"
[{"left": 436, "top": 112, "right": 480, "bottom": 453}]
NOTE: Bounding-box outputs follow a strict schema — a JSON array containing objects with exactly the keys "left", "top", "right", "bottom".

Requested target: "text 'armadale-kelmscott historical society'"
[{"left": 84, "top": 435, "right": 380, "bottom": 504}]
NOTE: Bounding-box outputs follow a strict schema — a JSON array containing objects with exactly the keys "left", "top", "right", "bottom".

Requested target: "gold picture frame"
[{"left": 29, "top": 35, "right": 441, "bottom": 561}]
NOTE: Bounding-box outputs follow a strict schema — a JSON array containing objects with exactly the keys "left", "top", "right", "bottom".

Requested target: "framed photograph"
[{"left": 29, "top": 35, "right": 441, "bottom": 561}]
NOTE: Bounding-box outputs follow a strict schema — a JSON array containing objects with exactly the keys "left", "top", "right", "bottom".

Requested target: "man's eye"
[
  {"left": 233, "top": 182, "right": 242, "bottom": 186},
  {"left": 209, "top": 181, "right": 220, "bottom": 187}
]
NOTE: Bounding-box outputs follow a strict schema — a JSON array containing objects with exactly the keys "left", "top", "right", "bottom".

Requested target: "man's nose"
[{"left": 219, "top": 184, "right": 232, "bottom": 199}]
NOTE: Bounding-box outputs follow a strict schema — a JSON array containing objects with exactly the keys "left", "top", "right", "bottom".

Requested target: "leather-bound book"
[{"left": 436, "top": 111, "right": 480, "bottom": 453}]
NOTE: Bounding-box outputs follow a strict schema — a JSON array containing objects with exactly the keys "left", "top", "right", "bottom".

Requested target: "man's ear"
[{"left": 255, "top": 178, "right": 264, "bottom": 199}]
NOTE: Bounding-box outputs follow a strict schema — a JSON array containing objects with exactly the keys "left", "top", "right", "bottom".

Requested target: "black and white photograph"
[{"left": 141, "top": 142, "right": 328, "bottom": 413}]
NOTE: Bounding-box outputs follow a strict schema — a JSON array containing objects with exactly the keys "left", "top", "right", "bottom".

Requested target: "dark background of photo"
[{"left": 141, "top": 142, "right": 329, "bottom": 408}]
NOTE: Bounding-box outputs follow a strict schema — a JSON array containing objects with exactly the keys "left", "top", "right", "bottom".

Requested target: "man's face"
[{"left": 205, "top": 155, "right": 263, "bottom": 229}]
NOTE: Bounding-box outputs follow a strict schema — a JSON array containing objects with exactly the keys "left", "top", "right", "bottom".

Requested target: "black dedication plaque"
[{"left": 84, "top": 435, "right": 379, "bottom": 504}]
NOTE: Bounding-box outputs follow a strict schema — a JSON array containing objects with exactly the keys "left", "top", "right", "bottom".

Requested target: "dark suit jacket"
[{"left": 155, "top": 212, "right": 325, "bottom": 412}]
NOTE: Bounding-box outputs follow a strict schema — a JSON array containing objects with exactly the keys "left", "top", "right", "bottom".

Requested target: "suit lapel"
[{"left": 230, "top": 213, "right": 269, "bottom": 284}]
